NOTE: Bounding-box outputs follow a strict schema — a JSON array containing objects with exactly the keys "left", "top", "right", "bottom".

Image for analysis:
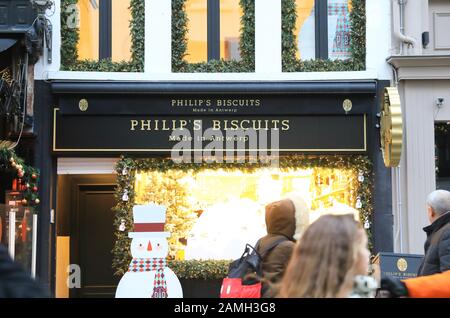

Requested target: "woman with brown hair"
[{"left": 278, "top": 214, "right": 375, "bottom": 298}]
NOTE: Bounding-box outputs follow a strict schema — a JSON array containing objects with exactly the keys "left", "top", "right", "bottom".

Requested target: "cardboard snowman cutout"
[{"left": 115, "top": 204, "right": 183, "bottom": 298}]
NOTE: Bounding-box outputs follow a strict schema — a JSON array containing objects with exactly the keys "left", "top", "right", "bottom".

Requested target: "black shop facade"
[{"left": 35, "top": 80, "right": 393, "bottom": 297}]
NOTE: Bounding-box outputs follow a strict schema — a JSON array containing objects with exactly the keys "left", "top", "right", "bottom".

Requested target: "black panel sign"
[
  {"left": 58, "top": 94, "right": 373, "bottom": 116},
  {"left": 373, "top": 253, "right": 424, "bottom": 281},
  {"left": 53, "top": 109, "right": 367, "bottom": 153}
]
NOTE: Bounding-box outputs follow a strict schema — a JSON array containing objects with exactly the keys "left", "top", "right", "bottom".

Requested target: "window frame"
[
  {"left": 207, "top": 0, "right": 220, "bottom": 61},
  {"left": 315, "top": 0, "right": 329, "bottom": 60},
  {"left": 205, "top": 0, "right": 242, "bottom": 62},
  {"left": 99, "top": 0, "right": 112, "bottom": 60}
]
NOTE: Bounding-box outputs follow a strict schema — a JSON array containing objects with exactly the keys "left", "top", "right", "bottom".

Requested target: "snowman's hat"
[{"left": 128, "top": 204, "right": 170, "bottom": 238}]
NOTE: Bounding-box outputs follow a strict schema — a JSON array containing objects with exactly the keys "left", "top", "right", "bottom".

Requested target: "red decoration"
[
  {"left": 33, "top": 186, "right": 38, "bottom": 192},
  {"left": 31, "top": 174, "right": 37, "bottom": 180},
  {"left": 21, "top": 213, "right": 27, "bottom": 243}
]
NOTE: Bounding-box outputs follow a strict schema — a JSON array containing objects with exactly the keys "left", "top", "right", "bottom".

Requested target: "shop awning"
[
  {"left": 51, "top": 81, "right": 378, "bottom": 95},
  {"left": 0, "top": 38, "right": 17, "bottom": 53}
]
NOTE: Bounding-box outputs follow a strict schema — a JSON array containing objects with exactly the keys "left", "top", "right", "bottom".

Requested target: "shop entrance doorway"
[{"left": 56, "top": 175, "right": 119, "bottom": 298}]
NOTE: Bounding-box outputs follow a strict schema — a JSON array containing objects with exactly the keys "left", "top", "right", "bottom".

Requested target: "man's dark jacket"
[
  {"left": 0, "top": 245, "right": 49, "bottom": 298},
  {"left": 418, "top": 212, "right": 450, "bottom": 276}
]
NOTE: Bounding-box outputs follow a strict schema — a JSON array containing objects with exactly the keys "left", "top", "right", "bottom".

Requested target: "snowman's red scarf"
[{"left": 128, "top": 258, "right": 168, "bottom": 298}]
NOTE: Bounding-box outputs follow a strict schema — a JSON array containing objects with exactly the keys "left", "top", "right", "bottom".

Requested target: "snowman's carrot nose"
[{"left": 147, "top": 241, "right": 152, "bottom": 251}]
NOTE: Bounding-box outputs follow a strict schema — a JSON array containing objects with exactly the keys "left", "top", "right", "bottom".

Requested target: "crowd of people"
[
  {"left": 255, "top": 189, "right": 450, "bottom": 298},
  {"left": 0, "top": 189, "right": 449, "bottom": 298}
]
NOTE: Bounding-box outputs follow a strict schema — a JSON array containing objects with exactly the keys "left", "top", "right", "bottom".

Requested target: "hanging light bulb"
[
  {"left": 364, "top": 220, "right": 370, "bottom": 229},
  {"left": 358, "top": 172, "right": 365, "bottom": 182},
  {"left": 122, "top": 190, "right": 129, "bottom": 201},
  {"left": 119, "top": 219, "right": 126, "bottom": 232},
  {"left": 356, "top": 198, "right": 362, "bottom": 209}
]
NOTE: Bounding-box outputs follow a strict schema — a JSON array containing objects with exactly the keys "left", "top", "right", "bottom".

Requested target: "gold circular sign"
[
  {"left": 343, "top": 99, "right": 353, "bottom": 112},
  {"left": 380, "top": 87, "right": 403, "bottom": 167},
  {"left": 79, "top": 99, "right": 89, "bottom": 112},
  {"left": 397, "top": 258, "right": 408, "bottom": 272}
]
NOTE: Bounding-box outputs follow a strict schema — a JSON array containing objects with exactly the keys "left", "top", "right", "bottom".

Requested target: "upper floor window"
[
  {"left": 185, "top": 0, "right": 242, "bottom": 63},
  {"left": 77, "top": 0, "right": 132, "bottom": 62},
  {"left": 295, "top": 0, "right": 352, "bottom": 61}
]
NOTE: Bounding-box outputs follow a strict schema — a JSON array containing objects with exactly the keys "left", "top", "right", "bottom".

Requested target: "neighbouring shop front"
[
  {"left": 36, "top": 80, "right": 392, "bottom": 297},
  {"left": 0, "top": 1, "right": 49, "bottom": 279}
]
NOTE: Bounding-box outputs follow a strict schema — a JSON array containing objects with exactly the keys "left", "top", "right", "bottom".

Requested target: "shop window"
[
  {"left": 220, "top": 0, "right": 242, "bottom": 61},
  {"left": 78, "top": 0, "right": 99, "bottom": 60},
  {"left": 185, "top": 0, "right": 207, "bottom": 63},
  {"left": 435, "top": 122, "right": 450, "bottom": 191},
  {"left": 185, "top": 0, "right": 242, "bottom": 63},
  {"left": 294, "top": 0, "right": 352, "bottom": 61},
  {"left": 134, "top": 167, "right": 359, "bottom": 260},
  {"left": 296, "top": 0, "right": 315, "bottom": 60},
  {"left": 77, "top": 0, "right": 132, "bottom": 62},
  {"left": 327, "top": 0, "right": 352, "bottom": 60}
]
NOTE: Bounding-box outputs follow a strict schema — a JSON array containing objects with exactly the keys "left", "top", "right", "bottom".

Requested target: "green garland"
[
  {"left": 172, "top": 0, "right": 254, "bottom": 73},
  {"left": 60, "top": 0, "right": 144, "bottom": 72},
  {"left": 282, "top": 0, "right": 366, "bottom": 72},
  {"left": 168, "top": 260, "right": 231, "bottom": 280},
  {"left": 0, "top": 148, "right": 40, "bottom": 208},
  {"left": 112, "top": 155, "right": 373, "bottom": 278}
]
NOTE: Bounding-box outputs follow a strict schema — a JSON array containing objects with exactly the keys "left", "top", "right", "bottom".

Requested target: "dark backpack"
[{"left": 220, "top": 237, "right": 288, "bottom": 298}]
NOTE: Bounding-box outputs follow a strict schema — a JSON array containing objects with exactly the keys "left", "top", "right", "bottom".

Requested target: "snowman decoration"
[{"left": 116, "top": 204, "right": 183, "bottom": 298}]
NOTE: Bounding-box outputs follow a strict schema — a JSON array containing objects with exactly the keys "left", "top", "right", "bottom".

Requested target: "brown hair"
[{"left": 277, "top": 214, "right": 365, "bottom": 298}]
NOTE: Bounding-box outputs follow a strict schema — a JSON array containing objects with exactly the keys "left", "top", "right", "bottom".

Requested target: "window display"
[{"left": 134, "top": 166, "right": 360, "bottom": 260}]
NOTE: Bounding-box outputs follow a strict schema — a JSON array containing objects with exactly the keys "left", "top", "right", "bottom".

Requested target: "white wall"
[
  {"left": 394, "top": 81, "right": 450, "bottom": 254},
  {"left": 57, "top": 158, "right": 118, "bottom": 175},
  {"left": 255, "top": 0, "right": 282, "bottom": 73},
  {"left": 145, "top": 0, "right": 171, "bottom": 73},
  {"left": 34, "top": 0, "right": 61, "bottom": 80},
  {"left": 366, "top": 0, "right": 392, "bottom": 80}
]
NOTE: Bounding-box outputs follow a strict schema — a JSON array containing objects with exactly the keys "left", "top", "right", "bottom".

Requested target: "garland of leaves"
[
  {"left": 172, "top": 0, "right": 255, "bottom": 73},
  {"left": 112, "top": 155, "right": 373, "bottom": 278},
  {"left": 0, "top": 148, "right": 40, "bottom": 208},
  {"left": 60, "top": 0, "right": 144, "bottom": 72},
  {"left": 168, "top": 259, "right": 230, "bottom": 280},
  {"left": 282, "top": 0, "right": 366, "bottom": 72}
]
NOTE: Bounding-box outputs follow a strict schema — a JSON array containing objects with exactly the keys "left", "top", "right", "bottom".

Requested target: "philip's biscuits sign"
[{"left": 373, "top": 253, "right": 423, "bottom": 281}]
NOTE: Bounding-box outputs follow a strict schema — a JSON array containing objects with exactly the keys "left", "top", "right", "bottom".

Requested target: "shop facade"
[
  {"left": 0, "top": 0, "right": 52, "bottom": 279},
  {"left": 25, "top": 0, "right": 395, "bottom": 297},
  {"left": 30, "top": 79, "right": 393, "bottom": 297}
]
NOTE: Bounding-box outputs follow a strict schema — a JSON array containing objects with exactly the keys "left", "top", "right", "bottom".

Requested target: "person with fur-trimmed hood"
[{"left": 256, "top": 193, "right": 310, "bottom": 297}]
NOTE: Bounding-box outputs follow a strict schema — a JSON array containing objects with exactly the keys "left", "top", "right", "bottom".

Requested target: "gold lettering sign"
[
  {"left": 380, "top": 87, "right": 403, "bottom": 167},
  {"left": 129, "top": 119, "right": 290, "bottom": 131},
  {"left": 170, "top": 99, "right": 261, "bottom": 107}
]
